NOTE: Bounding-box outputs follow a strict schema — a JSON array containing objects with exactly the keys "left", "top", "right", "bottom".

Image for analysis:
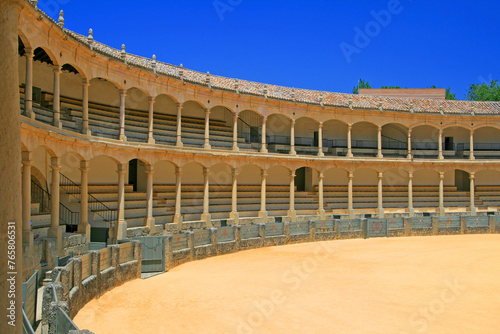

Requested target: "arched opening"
[
  {"left": 238, "top": 110, "right": 263, "bottom": 149},
  {"left": 153, "top": 94, "right": 178, "bottom": 146},
  {"left": 181, "top": 101, "right": 206, "bottom": 148},
  {"left": 210, "top": 106, "right": 235, "bottom": 150},
  {"left": 237, "top": 164, "right": 262, "bottom": 218},
  {"left": 411, "top": 125, "right": 440, "bottom": 159},
  {"left": 266, "top": 114, "right": 292, "bottom": 154},
  {"left": 472, "top": 127, "right": 500, "bottom": 159},
  {"left": 443, "top": 126, "right": 470, "bottom": 159},
  {"left": 323, "top": 168, "right": 348, "bottom": 211},
  {"left": 381, "top": 123, "right": 408, "bottom": 157},
  {"left": 294, "top": 117, "right": 320, "bottom": 156},
  {"left": 128, "top": 158, "right": 148, "bottom": 192},
  {"left": 383, "top": 169, "right": 409, "bottom": 211},
  {"left": 353, "top": 168, "right": 378, "bottom": 210},
  {"left": 413, "top": 169, "right": 439, "bottom": 209},
  {"left": 88, "top": 78, "right": 121, "bottom": 140},
  {"left": 181, "top": 162, "right": 205, "bottom": 222},
  {"left": 475, "top": 169, "right": 500, "bottom": 209},
  {"left": 58, "top": 63, "right": 85, "bottom": 131},
  {"left": 351, "top": 122, "right": 378, "bottom": 157},
  {"left": 125, "top": 87, "right": 150, "bottom": 143},
  {"left": 267, "top": 165, "right": 291, "bottom": 217},
  {"left": 322, "top": 120, "right": 348, "bottom": 156}
]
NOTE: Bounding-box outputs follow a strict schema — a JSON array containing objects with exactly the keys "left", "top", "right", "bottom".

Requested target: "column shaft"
[
  {"left": 53, "top": 66, "right": 62, "bottom": 128},
  {"left": 50, "top": 157, "right": 60, "bottom": 229},
  {"left": 119, "top": 90, "right": 127, "bottom": 141},
  {"left": 318, "top": 172, "right": 325, "bottom": 218},
  {"left": 469, "top": 130, "right": 475, "bottom": 160},
  {"left": 377, "top": 126, "right": 383, "bottom": 158},
  {"left": 290, "top": 120, "right": 296, "bottom": 155},
  {"left": 378, "top": 172, "right": 384, "bottom": 218},
  {"left": 317, "top": 122, "right": 324, "bottom": 157},
  {"left": 259, "top": 170, "right": 268, "bottom": 218},
  {"left": 288, "top": 170, "right": 296, "bottom": 218},
  {"left": 407, "top": 129, "right": 412, "bottom": 159},
  {"left": 348, "top": 172, "right": 354, "bottom": 218},
  {"left": 176, "top": 103, "right": 183, "bottom": 147},
  {"left": 470, "top": 173, "right": 476, "bottom": 214},
  {"left": 439, "top": 172, "right": 445, "bottom": 215},
  {"left": 78, "top": 161, "right": 90, "bottom": 239},
  {"left": 148, "top": 97, "right": 155, "bottom": 144},
  {"left": 347, "top": 124, "right": 353, "bottom": 158},
  {"left": 261, "top": 117, "right": 268, "bottom": 153},
  {"left": 25, "top": 48, "right": 34, "bottom": 117},
  {"left": 145, "top": 164, "right": 155, "bottom": 233},
  {"left": 82, "top": 81, "right": 90, "bottom": 135},
  {"left": 22, "top": 152, "right": 32, "bottom": 233},
  {"left": 232, "top": 113, "right": 239, "bottom": 151},
  {"left": 230, "top": 168, "right": 239, "bottom": 221},
  {"left": 173, "top": 167, "right": 183, "bottom": 225},
  {"left": 438, "top": 129, "right": 443, "bottom": 159},
  {"left": 201, "top": 167, "right": 211, "bottom": 225},
  {"left": 204, "top": 109, "right": 211, "bottom": 149},
  {"left": 408, "top": 172, "right": 414, "bottom": 216}
]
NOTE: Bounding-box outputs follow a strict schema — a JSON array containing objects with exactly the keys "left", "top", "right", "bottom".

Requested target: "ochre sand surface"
[{"left": 74, "top": 235, "right": 500, "bottom": 334}]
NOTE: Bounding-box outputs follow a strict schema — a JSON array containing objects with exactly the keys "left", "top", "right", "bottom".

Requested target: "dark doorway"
[
  {"left": 250, "top": 126, "right": 260, "bottom": 143},
  {"left": 444, "top": 137, "right": 454, "bottom": 151},
  {"left": 295, "top": 167, "right": 306, "bottom": 192},
  {"left": 313, "top": 131, "right": 319, "bottom": 147},
  {"left": 129, "top": 159, "right": 138, "bottom": 191}
]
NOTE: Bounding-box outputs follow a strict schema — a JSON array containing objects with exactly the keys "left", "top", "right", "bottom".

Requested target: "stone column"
[
  {"left": 377, "top": 126, "right": 383, "bottom": 158},
  {"left": 317, "top": 171, "right": 325, "bottom": 219},
  {"left": 0, "top": 2, "right": 24, "bottom": 332},
  {"left": 78, "top": 160, "right": 90, "bottom": 241},
  {"left": 348, "top": 172, "right": 354, "bottom": 218},
  {"left": 119, "top": 90, "right": 127, "bottom": 141},
  {"left": 176, "top": 103, "right": 183, "bottom": 147},
  {"left": 145, "top": 164, "right": 155, "bottom": 234},
  {"left": 317, "top": 122, "right": 324, "bottom": 157},
  {"left": 82, "top": 80, "right": 90, "bottom": 135},
  {"left": 347, "top": 124, "right": 353, "bottom": 158},
  {"left": 232, "top": 113, "right": 239, "bottom": 151},
  {"left": 439, "top": 172, "right": 445, "bottom": 216},
  {"left": 408, "top": 171, "right": 414, "bottom": 217},
  {"left": 438, "top": 129, "right": 444, "bottom": 160},
  {"left": 407, "top": 129, "right": 412, "bottom": 159},
  {"left": 259, "top": 170, "right": 268, "bottom": 219},
  {"left": 469, "top": 130, "right": 475, "bottom": 160},
  {"left": 261, "top": 116, "right": 268, "bottom": 153},
  {"left": 22, "top": 151, "right": 33, "bottom": 250},
  {"left": 53, "top": 65, "right": 62, "bottom": 128},
  {"left": 204, "top": 109, "right": 211, "bottom": 150},
  {"left": 201, "top": 167, "right": 211, "bottom": 225},
  {"left": 25, "top": 47, "right": 34, "bottom": 118},
  {"left": 290, "top": 119, "right": 296, "bottom": 155},
  {"left": 470, "top": 172, "right": 476, "bottom": 215},
  {"left": 230, "top": 168, "right": 239, "bottom": 222},
  {"left": 116, "top": 164, "right": 127, "bottom": 240},
  {"left": 48, "top": 157, "right": 63, "bottom": 250},
  {"left": 173, "top": 166, "right": 183, "bottom": 227},
  {"left": 147, "top": 97, "right": 155, "bottom": 144},
  {"left": 288, "top": 170, "right": 296, "bottom": 219},
  {"left": 378, "top": 172, "right": 384, "bottom": 218}
]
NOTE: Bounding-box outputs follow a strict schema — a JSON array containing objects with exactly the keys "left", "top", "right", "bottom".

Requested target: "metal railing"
[
  {"left": 238, "top": 117, "right": 261, "bottom": 143},
  {"left": 59, "top": 203, "right": 79, "bottom": 226},
  {"left": 60, "top": 173, "right": 118, "bottom": 227},
  {"left": 457, "top": 142, "right": 500, "bottom": 151},
  {"left": 31, "top": 181, "right": 51, "bottom": 214}
]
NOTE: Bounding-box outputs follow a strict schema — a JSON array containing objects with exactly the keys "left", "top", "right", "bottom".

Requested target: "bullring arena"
[{"left": 0, "top": 1, "right": 500, "bottom": 334}]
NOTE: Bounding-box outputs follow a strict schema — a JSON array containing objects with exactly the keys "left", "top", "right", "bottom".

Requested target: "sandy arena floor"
[{"left": 74, "top": 234, "right": 500, "bottom": 334}]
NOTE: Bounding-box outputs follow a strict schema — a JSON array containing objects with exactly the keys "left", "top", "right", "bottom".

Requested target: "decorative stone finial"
[
  {"left": 291, "top": 88, "right": 296, "bottom": 101},
  {"left": 179, "top": 64, "right": 185, "bottom": 84},
  {"left": 349, "top": 96, "right": 353, "bottom": 110},
  {"left": 58, "top": 10, "right": 64, "bottom": 28},
  {"left": 234, "top": 79, "right": 240, "bottom": 95},
  {"left": 151, "top": 55, "right": 157, "bottom": 72},
  {"left": 88, "top": 28, "right": 93, "bottom": 41},
  {"left": 263, "top": 84, "right": 268, "bottom": 98},
  {"left": 31, "top": 0, "right": 38, "bottom": 9},
  {"left": 206, "top": 72, "right": 212, "bottom": 91},
  {"left": 319, "top": 92, "right": 324, "bottom": 107},
  {"left": 121, "top": 44, "right": 127, "bottom": 61},
  {"left": 379, "top": 97, "right": 383, "bottom": 111},
  {"left": 410, "top": 100, "right": 414, "bottom": 114}
]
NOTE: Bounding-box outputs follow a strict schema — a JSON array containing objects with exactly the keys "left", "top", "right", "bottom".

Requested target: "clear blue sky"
[{"left": 39, "top": 0, "right": 499, "bottom": 99}]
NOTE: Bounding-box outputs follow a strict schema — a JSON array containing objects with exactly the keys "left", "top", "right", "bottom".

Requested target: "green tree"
[
  {"left": 466, "top": 80, "right": 500, "bottom": 101},
  {"left": 352, "top": 79, "right": 371, "bottom": 94}
]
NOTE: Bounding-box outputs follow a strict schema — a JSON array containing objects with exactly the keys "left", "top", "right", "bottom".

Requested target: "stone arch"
[
  {"left": 182, "top": 161, "right": 204, "bottom": 184},
  {"left": 154, "top": 160, "right": 178, "bottom": 185},
  {"left": 353, "top": 167, "right": 378, "bottom": 186},
  {"left": 267, "top": 165, "right": 291, "bottom": 186},
  {"left": 239, "top": 109, "right": 263, "bottom": 145},
  {"left": 88, "top": 77, "right": 121, "bottom": 107},
  {"left": 238, "top": 164, "right": 261, "bottom": 185},
  {"left": 209, "top": 163, "right": 233, "bottom": 186},
  {"left": 88, "top": 155, "right": 119, "bottom": 185},
  {"left": 381, "top": 123, "right": 408, "bottom": 150}
]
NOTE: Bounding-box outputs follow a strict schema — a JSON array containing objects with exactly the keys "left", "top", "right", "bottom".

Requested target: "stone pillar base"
[
  {"left": 260, "top": 147, "right": 268, "bottom": 153},
  {"left": 176, "top": 138, "right": 183, "bottom": 147},
  {"left": 229, "top": 212, "right": 239, "bottom": 224},
  {"left": 287, "top": 210, "right": 297, "bottom": 221},
  {"left": 439, "top": 207, "right": 445, "bottom": 216},
  {"left": 116, "top": 219, "right": 128, "bottom": 241},
  {"left": 348, "top": 209, "right": 355, "bottom": 219},
  {"left": 317, "top": 209, "right": 326, "bottom": 220},
  {"left": 22, "top": 230, "right": 34, "bottom": 253},
  {"left": 258, "top": 211, "right": 268, "bottom": 220},
  {"left": 470, "top": 206, "right": 477, "bottom": 215},
  {"left": 83, "top": 127, "right": 91, "bottom": 136},
  {"left": 145, "top": 217, "right": 156, "bottom": 235},
  {"left": 77, "top": 224, "right": 91, "bottom": 243},
  {"left": 378, "top": 207, "right": 385, "bottom": 218},
  {"left": 147, "top": 137, "right": 155, "bottom": 144},
  {"left": 408, "top": 207, "right": 415, "bottom": 217},
  {"left": 346, "top": 153, "right": 354, "bottom": 158},
  {"left": 203, "top": 143, "right": 211, "bottom": 150},
  {"left": 232, "top": 145, "right": 239, "bottom": 152},
  {"left": 48, "top": 226, "right": 64, "bottom": 252},
  {"left": 119, "top": 134, "right": 127, "bottom": 141},
  {"left": 377, "top": 153, "right": 383, "bottom": 158},
  {"left": 317, "top": 151, "right": 324, "bottom": 157},
  {"left": 290, "top": 149, "right": 296, "bottom": 155},
  {"left": 201, "top": 213, "right": 212, "bottom": 227},
  {"left": 173, "top": 214, "right": 183, "bottom": 227},
  {"left": 54, "top": 120, "right": 62, "bottom": 129}
]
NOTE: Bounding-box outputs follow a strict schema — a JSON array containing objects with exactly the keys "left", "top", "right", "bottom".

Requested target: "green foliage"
[
  {"left": 466, "top": 80, "right": 500, "bottom": 101},
  {"left": 352, "top": 79, "right": 371, "bottom": 94},
  {"left": 428, "top": 85, "right": 456, "bottom": 100},
  {"left": 381, "top": 86, "right": 402, "bottom": 89}
]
